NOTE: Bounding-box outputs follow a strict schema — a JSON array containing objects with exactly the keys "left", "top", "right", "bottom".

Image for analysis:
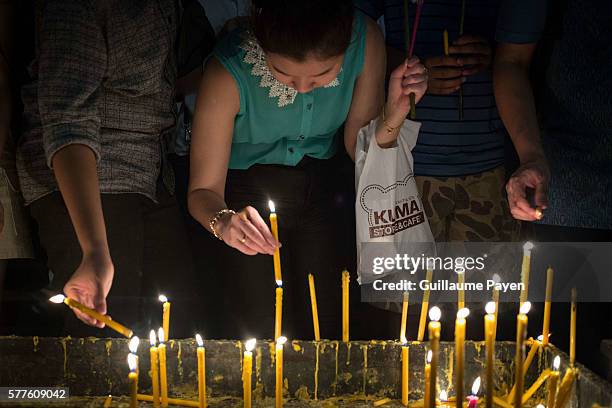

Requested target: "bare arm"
[
  {"left": 344, "top": 17, "right": 428, "bottom": 160},
  {"left": 188, "top": 58, "right": 277, "bottom": 255},
  {"left": 494, "top": 42, "right": 549, "bottom": 221}
]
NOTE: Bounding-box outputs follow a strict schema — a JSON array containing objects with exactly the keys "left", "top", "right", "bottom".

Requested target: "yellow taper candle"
[
  {"left": 196, "top": 334, "right": 206, "bottom": 408},
  {"left": 159, "top": 295, "right": 171, "bottom": 341},
  {"left": 243, "top": 339, "right": 256, "bottom": 408},
  {"left": 49, "top": 294, "right": 133, "bottom": 338},
  {"left": 520, "top": 242, "right": 534, "bottom": 305},
  {"left": 401, "top": 342, "right": 409, "bottom": 406},
  {"left": 554, "top": 367, "right": 576, "bottom": 408},
  {"left": 513, "top": 301, "right": 531, "bottom": 408},
  {"left": 269, "top": 201, "right": 282, "bottom": 284},
  {"left": 424, "top": 350, "right": 432, "bottom": 408},
  {"left": 428, "top": 306, "right": 441, "bottom": 408},
  {"left": 521, "top": 369, "right": 551, "bottom": 404},
  {"left": 507, "top": 337, "right": 541, "bottom": 403},
  {"left": 400, "top": 292, "right": 409, "bottom": 343},
  {"left": 570, "top": 288, "right": 577, "bottom": 367},
  {"left": 457, "top": 271, "right": 465, "bottom": 310},
  {"left": 128, "top": 353, "right": 139, "bottom": 408},
  {"left": 546, "top": 356, "right": 561, "bottom": 408},
  {"left": 542, "top": 267, "right": 554, "bottom": 347},
  {"left": 308, "top": 274, "right": 320, "bottom": 341},
  {"left": 484, "top": 302, "right": 496, "bottom": 408},
  {"left": 275, "top": 336, "right": 287, "bottom": 408},
  {"left": 342, "top": 270, "right": 350, "bottom": 342},
  {"left": 158, "top": 328, "right": 169, "bottom": 407},
  {"left": 149, "top": 330, "right": 160, "bottom": 408},
  {"left": 275, "top": 284, "right": 283, "bottom": 341},
  {"left": 417, "top": 269, "right": 433, "bottom": 342},
  {"left": 455, "top": 308, "right": 469, "bottom": 408},
  {"left": 491, "top": 274, "right": 501, "bottom": 341}
]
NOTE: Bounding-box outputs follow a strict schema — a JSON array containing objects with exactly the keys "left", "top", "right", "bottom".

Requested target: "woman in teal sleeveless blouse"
[{"left": 188, "top": 0, "right": 427, "bottom": 339}]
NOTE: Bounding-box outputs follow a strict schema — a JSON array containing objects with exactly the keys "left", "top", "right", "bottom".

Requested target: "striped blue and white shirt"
[{"left": 357, "top": 0, "right": 505, "bottom": 177}]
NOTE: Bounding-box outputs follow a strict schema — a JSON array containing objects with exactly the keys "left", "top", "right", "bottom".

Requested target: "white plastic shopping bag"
[{"left": 355, "top": 118, "right": 435, "bottom": 284}]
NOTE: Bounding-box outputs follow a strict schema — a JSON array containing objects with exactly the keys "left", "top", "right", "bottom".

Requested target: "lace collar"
[{"left": 240, "top": 35, "right": 341, "bottom": 108}]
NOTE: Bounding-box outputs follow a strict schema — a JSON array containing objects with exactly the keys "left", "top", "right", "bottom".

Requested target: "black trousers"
[
  {"left": 207, "top": 156, "right": 355, "bottom": 340},
  {"left": 30, "top": 184, "right": 200, "bottom": 338}
]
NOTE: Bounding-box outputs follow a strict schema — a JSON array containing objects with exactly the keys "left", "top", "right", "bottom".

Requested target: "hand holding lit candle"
[
  {"left": 455, "top": 307, "right": 470, "bottom": 408},
  {"left": 275, "top": 336, "right": 287, "bottom": 408},
  {"left": 428, "top": 306, "right": 441, "bottom": 408},
  {"left": 128, "top": 353, "right": 138, "bottom": 408},
  {"left": 196, "top": 334, "right": 206, "bottom": 408},
  {"left": 159, "top": 295, "right": 171, "bottom": 341},
  {"left": 49, "top": 294, "right": 133, "bottom": 338},
  {"left": 149, "top": 330, "right": 160, "bottom": 408},
  {"left": 243, "top": 338, "right": 256, "bottom": 408}
]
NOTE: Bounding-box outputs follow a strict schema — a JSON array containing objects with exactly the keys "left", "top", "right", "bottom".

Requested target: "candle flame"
[
  {"left": 158, "top": 327, "right": 165, "bottom": 343},
  {"left": 245, "top": 338, "right": 256, "bottom": 352},
  {"left": 195, "top": 333, "right": 204, "bottom": 347},
  {"left": 523, "top": 241, "right": 534, "bottom": 252},
  {"left": 49, "top": 294, "right": 66, "bottom": 303},
  {"left": 276, "top": 336, "right": 288, "bottom": 346},
  {"left": 536, "top": 405, "right": 545, "bottom": 408},
  {"left": 426, "top": 350, "right": 432, "bottom": 363},
  {"left": 268, "top": 200, "right": 276, "bottom": 213},
  {"left": 485, "top": 301, "right": 496, "bottom": 315},
  {"left": 149, "top": 330, "right": 157, "bottom": 346},
  {"left": 428, "top": 306, "right": 441, "bottom": 322},
  {"left": 127, "top": 353, "right": 138, "bottom": 372},
  {"left": 457, "top": 307, "right": 470, "bottom": 319},
  {"left": 491, "top": 273, "right": 501, "bottom": 283},
  {"left": 471, "top": 377, "right": 481, "bottom": 395},
  {"left": 158, "top": 294, "right": 168, "bottom": 303},
  {"left": 553, "top": 355, "right": 561, "bottom": 370},
  {"left": 276, "top": 280, "right": 283, "bottom": 287},
  {"left": 128, "top": 336, "right": 140, "bottom": 353},
  {"left": 520, "top": 301, "right": 532, "bottom": 315},
  {"left": 439, "top": 390, "right": 448, "bottom": 402},
  {"left": 537, "top": 333, "right": 552, "bottom": 342}
]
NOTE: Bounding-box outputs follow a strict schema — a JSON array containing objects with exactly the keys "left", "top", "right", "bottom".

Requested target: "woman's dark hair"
[{"left": 251, "top": 0, "right": 354, "bottom": 61}]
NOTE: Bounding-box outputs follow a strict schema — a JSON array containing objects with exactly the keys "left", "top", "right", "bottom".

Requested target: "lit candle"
[
  {"left": 129, "top": 336, "right": 140, "bottom": 377},
  {"left": 243, "top": 338, "right": 256, "bottom": 408},
  {"left": 149, "top": 330, "right": 160, "bottom": 408},
  {"left": 128, "top": 353, "right": 138, "bottom": 408},
  {"left": 484, "top": 302, "right": 496, "bottom": 408},
  {"left": 158, "top": 328, "right": 169, "bottom": 407},
  {"left": 439, "top": 390, "right": 449, "bottom": 408},
  {"left": 417, "top": 269, "right": 433, "bottom": 342},
  {"left": 400, "top": 291, "right": 409, "bottom": 344},
  {"left": 457, "top": 271, "right": 465, "bottom": 310},
  {"left": 570, "top": 288, "right": 576, "bottom": 367},
  {"left": 308, "top": 274, "right": 320, "bottom": 341},
  {"left": 519, "top": 242, "right": 533, "bottom": 306},
  {"left": 546, "top": 356, "right": 561, "bottom": 408},
  {"left": 467, "top": 377, "right": 481, "bottom": 408},
  {"left": 275, "top": 336, "right": 287, "bottom": 408},
  {"left": 542, "top": 267, "right": 554, "bottom": 347},
  {"left": 342, "top": 270, "right": 350, "bottom": 342},
  {"left": 554, "top": 367, "right": 576, "bottom": 408},
  {"left": 275, "top": 283, "right": 283, "bottom": 341},
  {"left": 491, "top": 274, "right": 501, "bottom": 341},
  {"left": 269, "top": 201, "right": 282, "bottom": 285},
  {"left": 159, "top": 295, "right": 171, "bottom": 341},
  {"left": 513, "top": 301, "right": 531, "bottom": 408},
  {"left": 196, "top": 334, "right": 206, "bottom": 408},
  {"left": 455, "top": 307, "right": 470, "bottom": 408},
  {"left": 424, "top": 350, "right": 432, "bottom": 408},
  {"left": 103, "top": 395, "right": 112, "bottom": 408},
  {"left": 428, "top": 306, "right": 441, "bottom": 408},
  {"left": 49, "top": 294, "right": 133, "bottom": 338},
  {"left": 401, "top": 341, "right": 409, "bottom": 406},
  {"left": 443, "top": 29, "right": 449, "bottom": 56}
]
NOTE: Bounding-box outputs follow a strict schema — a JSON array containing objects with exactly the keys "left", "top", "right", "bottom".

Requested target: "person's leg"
[{"left": 31, "top": 192, "right": 145, "bottom": 337}]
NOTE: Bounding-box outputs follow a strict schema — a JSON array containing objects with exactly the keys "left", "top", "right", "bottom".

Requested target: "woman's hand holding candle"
[{"left": 213, "top": 206, "right": 279, "bottom": 256}]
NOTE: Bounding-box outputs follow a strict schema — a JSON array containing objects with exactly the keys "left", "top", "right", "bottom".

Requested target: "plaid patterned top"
[{"left": 17, "top": 0, "right": 178, "bottom": 204}]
